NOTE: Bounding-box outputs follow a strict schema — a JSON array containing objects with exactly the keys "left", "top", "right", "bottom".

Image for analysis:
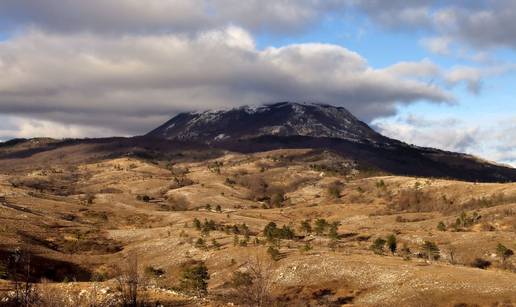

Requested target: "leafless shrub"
[
  {"left": 238, "top": 175, "right": 269, "bottom": 200},
  {"left": 115, "top": 253, "right": 147, "bottom": 307},
  {"left": 226, "top": 257, "right": 275, "bottom": 306},
  {"left": 163, "top": 194, "right": 190, "bottom": 211},
  {"left": 168, "top": 176, "right": 194, "bottom": 189},
  {"left": 327, "top": 180, "right": 344, "bottom": 199},
  {"left": 2, "top": 247, "right": 40, "bottom": 307}
]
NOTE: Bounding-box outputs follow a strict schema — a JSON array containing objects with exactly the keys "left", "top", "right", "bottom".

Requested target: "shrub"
[
  {"left": 136, "top": 195, "right": 151, "bottom": 202},
  {"left": 314, "top": 219, "right": 329, "bottom": 235},
  {"left": 179, "top": 263, "right": 210, "bottom": 297},
  {"left": 225, "top": 178, "right": 236, "bottom": 185},
  {"left": 195, "top": 238, "right": 207, "bottom": 250},
  {"left": 269, "top": 192, "right": 285, "bottom": 208},
  {"left": 211, "top": 239, "right": 221, "bottom": 249},
  {"left": 193, "top": 218, "right": 201, "bottom": 230},
  {"left": 386, "top": 234, "right": 397, "bottom": 254},
  {"left": 371, "top": 238, "right": 386, "bottom": 255},
  {"left": 166, "top": 195, "right": 190, "bottom": 211},
  {"left": 278, "top": 225, "right": 295, "bottom": 240},
  {"left": 263, "top": 223, "right": 295, "bottom": 241},
  {"left": 230, "top": 271, "right": 253, "bottom": 288},
  {"left": 454, "top": 211, "right": 481, "bottom": 229},
  {"left": 400, "top": 243, "right": 411, "bottom": 260},
  {"left": 496, "top": 243, "right": 514, "bottom": 264},
  {"left": 421, "top": 241, "right": 440, "bottom": 260},
  {"left": 301, "top": 242, "right": 313, "bottom": 253},
  {"left": 263, "top": 222, "right": 278, "bottom": 241},
  {"left": 376, "top": 180, "right": 386, "bottom": 189},
  {"left": 327, "top": 181, "right": 343, "bottom": 199},
  {"left": 328, "top": 222, "right": 340, "bottom": 240},
  {"left": 267, "top": 247, "right": 281, "bottom": 261},
  {"left": 144, "top": 266, "right": 165, "bottom": 278},
  {"left": 115, "top": 254, "right": 144, "bottom": 307},
  {"left": 300, "top": 220, "right": 312, "bottom": 234},
  {"left": 471, "top": 258, "right": 491, "bottom": 269},
  {"left": 85, "top": 193, "right": 95, "bottom": 205},
  {"left": 437, "top": 221, "right": 446, "bottom": 231},
  {"left": 227, "top": 258, "right": 274, "bottom": 306}
]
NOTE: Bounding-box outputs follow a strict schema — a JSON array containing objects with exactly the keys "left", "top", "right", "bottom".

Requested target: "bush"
[
  {"left": 437, "top": 221, "right": 446, "bottom": 231},
  {"left": 263, "top": 222, "right": 295, "bottom": 241},
  {"left": 371, "top": 238, "right": 386, "bottom": 255},
  {"left": 301, "top": 242, "right": 313, "bottom": 253},
  {"left": 136, "top": 195, "right": 151, "bottom": 202},
  {"left": 85, "top": 193, "right": 95, "bottom": 205},
  {"left": 300, "top": 220, "right": 312, "bottom": 234},
  {"left": 327, "top": 181, "right": 343, "bottom": 199},
  {"left": 421, "top": 241, "right": 440, "bottom": 260},
  {"left": 115, "top": 254, "right": 144, "bottom": 307},
  {"left": 471, "top": 258, "right": 491, "bottom": 269},
  {"left": 400, "top": 243, "right": 411, "bottom": 260},
  {"left": 144, "top": 266, "right": 165, "bottom": 278},
  {"left": 267, "top": 247, "right": 281, "bottom": 261},
  {"left": 386, "top": 234, "right": 397, "bottom": 254},
  {"left": 314, "top": 219, "right": 329, "bottom": 235},
  {"left": 230, "top": 271, "right": 253, "bottom": 288},
  {"left": 165, "top": 195, "right": 190, "bottom": 211},
  {"left": 195, "top": 238, "right": 207, "bottom": 250},
  {"left": 496, "top": 243, "right": 514, "bottom": 264},
  {"left": 227, "top": 258, "right": 274, "bottom": 306},
  {"left": 179, "top": 263, "right": 210, "bottom": 297},
  {"left": 211, "top": 239, "right": 221, "bottom": 249},
  {"left": 193, "top": 218, "right": 201, "bottom": 230},
  {"left": 269, "top": 192, "right": 285, "bottom": 208},
  {"left": 328, "top": 222, "right": 340, "bottom": 240}
]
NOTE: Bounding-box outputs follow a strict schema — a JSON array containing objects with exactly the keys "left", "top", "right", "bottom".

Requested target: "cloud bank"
[{"left": 0, "top": 27, "right": 451, "bottom": 135}]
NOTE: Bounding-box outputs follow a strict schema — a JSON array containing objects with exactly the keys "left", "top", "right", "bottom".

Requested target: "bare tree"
[
  {"left": 227, "top": 257, "right": 275, "bottom": 306},
  {"left": 5, "top": 247, "right": 39, "bottom": 307},
  {"left": 116, "top": 253, "right": 145, "bottom": 307}
]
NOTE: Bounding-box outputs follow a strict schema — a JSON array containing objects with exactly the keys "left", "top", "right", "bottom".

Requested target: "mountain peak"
[{"left": 147, "top": 102, "right": 386, "bottom": 144}]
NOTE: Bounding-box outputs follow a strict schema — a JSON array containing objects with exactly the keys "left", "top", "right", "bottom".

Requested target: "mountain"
[
  {"left": 147, "top": 102, "right": 387, "bottom": 144},
  {"left": 147, "top": 102, "right": 516, "bottom": 182}
]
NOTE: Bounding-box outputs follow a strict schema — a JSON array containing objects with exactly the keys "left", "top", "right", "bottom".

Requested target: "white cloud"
[
  {"left": 374, "top": 114, "right": 516, "bottom": 166},
  {"left": 0, "top": 28, "right": 453, "bottom": 137},
  {"left": 420, "top": 36, "right": 452, "bottom": 55},
  {"left": 445, "top": 66, "right": 483, "bottom": 94},
  {"left": 382, "top": 58, "right": 441, "bottom": 79},
  {"left": 0, "top": 115, "right": 119, "bottom": 139},
  {"left": 374, "top": 116, "right": 479, "bottom": 153}
]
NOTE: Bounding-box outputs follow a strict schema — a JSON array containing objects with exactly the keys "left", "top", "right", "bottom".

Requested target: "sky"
[{"left": 0, "top": 1, "right": 516, "bottom": 165}]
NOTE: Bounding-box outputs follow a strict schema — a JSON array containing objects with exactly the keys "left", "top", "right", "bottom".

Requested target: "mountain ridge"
[
  {"left": 145, "top": 101, "right": 516, "bottom": 182},
  {"left": 0, "top": 102, "right": 515, "bottom": 182},
  {"left": 147, "top": 102, "right": 391, "bottom": 145}
]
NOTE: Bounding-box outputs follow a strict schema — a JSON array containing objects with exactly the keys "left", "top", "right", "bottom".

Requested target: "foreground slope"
[{"left": 0, "top": 148, "right": 515, "bottom": 306}]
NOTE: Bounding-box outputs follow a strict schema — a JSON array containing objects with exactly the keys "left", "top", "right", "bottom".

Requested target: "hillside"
[{"left": 0, "top": 148, "right": 515, "bottom": 306}]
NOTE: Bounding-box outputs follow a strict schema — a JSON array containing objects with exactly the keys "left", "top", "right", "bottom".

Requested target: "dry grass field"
[{"left": 0, "top": 147, "right": 515, "bottom": 306}]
